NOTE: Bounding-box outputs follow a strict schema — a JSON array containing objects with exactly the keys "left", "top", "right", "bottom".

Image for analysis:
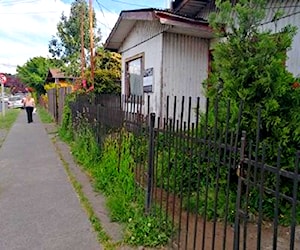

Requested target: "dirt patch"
[{"left": 153, "top": 187, "right": 300, "bottom": 250}]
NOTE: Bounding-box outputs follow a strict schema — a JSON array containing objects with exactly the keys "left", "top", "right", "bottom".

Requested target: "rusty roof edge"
[
  {"left": 104, "top": 8, "right": 212, "bottom": 50},
  {"left": 154, "top": 10, "right": 207, "bottom": 24}
]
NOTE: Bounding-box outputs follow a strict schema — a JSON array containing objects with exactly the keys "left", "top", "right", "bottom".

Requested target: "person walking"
[{"left": 23, "top": 93, "right": 35, "bottom": 123}]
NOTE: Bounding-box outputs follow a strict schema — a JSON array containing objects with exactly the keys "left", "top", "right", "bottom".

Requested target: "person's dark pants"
[{"left": 25, "top": 106, "right": 34, "bottom": 123}]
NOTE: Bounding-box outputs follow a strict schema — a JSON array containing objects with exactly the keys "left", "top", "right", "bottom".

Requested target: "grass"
[
  {"left": 37, "top": 106, "right": 54, "bottom": 123},
  {"left": 0, "top": 109, "right": 20, "bottom": 130}
]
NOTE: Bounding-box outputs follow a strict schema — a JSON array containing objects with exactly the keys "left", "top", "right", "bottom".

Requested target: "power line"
[
  {"left": 261, "top": 10, "right": 300, "bottom": 25},
  {"left": 95, "top": 0, "right": 116, "bottom": 14},
  {"left": 95, "top": 0, "right": 116, "bottom": 32},
  {"left": 109, "top": 0, "right": 151, "bottom": 8}
]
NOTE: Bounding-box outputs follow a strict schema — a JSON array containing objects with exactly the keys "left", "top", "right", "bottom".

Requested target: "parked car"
[
  {"left": 7, "top": 96, "right": 24, "bottom": 109},
  {"left": 0, "top": 94, "right": 9, "bottom": 103}
]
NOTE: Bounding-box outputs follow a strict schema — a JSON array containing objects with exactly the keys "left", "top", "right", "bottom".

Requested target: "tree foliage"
[
  {"left": 16, "top": 57, "right": 60, "bottom": 95},
  {"left": 85, "top": 47, "right": 121, "bottom": 94},
  {"left": 48, "top": 0, "right": 100, "bottom": 77},
  {"left": 206, "top": 0, "right": 299, "bottom": 166}
]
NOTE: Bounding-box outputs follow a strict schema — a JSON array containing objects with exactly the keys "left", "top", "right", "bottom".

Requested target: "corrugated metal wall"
[
  {"left": 198, "top": 0, "right": 300, "bottom": 76},
  {"left": 262, "top": 0, "right": 300, "bottom": 76},
  {"left": 120, "top": 22, "right": 210, "bottom": 124},
  {"left": 120, "top": 20, "right": 171, "bottom": 53},
  {"left": 197, "top": 0, "right": 300, "bottom": 77},
  {"left": 162, "top": 32, "right": 209, "bottom": 123}
]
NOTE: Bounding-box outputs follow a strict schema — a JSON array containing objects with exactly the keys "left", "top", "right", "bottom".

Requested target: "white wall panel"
[
  {"left": 256, "top": 0, "right": 300, "bottom": 76},
  {"left": 162, "top": 32, "right": 209, "bottom": 123},
  {"left": 121, "top": 21, "right": 164, "bottom": 117}
]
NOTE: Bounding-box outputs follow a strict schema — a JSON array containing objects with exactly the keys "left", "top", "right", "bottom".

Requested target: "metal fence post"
[
  {"left": 145, "top": 112, "right": 155, "bottom": 215},
  {"left": 234, "top": 131, "right": 246, "bottom": 250}
]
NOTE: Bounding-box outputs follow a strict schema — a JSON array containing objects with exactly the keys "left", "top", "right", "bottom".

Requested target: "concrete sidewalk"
[{"left": 0, "top": 110, "right": 101, "bottom": 250}]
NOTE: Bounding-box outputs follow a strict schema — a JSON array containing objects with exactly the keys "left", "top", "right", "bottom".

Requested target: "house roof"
[
  {"left": 45, "top": 68, "right": 75, "bottom": 83},
  {"left": 104, "top": 8, "right": 213, "bottom": 51},
  {"left": 47, "top": 68, "right": 67, "bottom": 79},
  {"left": 172, "top": 0, "right": 213, "bottom": 18}
]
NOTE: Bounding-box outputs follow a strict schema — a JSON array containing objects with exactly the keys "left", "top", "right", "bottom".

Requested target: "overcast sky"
[{"left": 0, "top": 0, "right": 170, "bottom": 74}]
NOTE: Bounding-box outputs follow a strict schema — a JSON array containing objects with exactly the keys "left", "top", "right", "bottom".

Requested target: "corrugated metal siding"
[
  {"left": 197, "top": 0, "right": 300, "bottom": 76},
  {"left": 195, "top": 1, "right": 216, "bottom": 21},
  {"left": 261, "top": 0, "right": 300, "bottom": 76},
  {"left": 162, "top": 32, "right": 209, "bottom": 123},
  {"left": 120, "top": 20, "right": 171, "bottom": 53},
  {"left": 263, "top": 0, "right": 300, "bottom": 24}
]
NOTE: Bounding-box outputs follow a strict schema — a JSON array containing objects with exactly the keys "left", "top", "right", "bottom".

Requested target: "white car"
[{"left": 7, "top": 96, "right": 24, "bottom": 109}]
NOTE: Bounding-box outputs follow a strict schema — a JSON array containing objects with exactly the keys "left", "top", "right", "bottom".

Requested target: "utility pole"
[
  {"left": 80, "top": 4, "right": 86, "bottom": 84},
  {"left": 89, "top": 0, "right": 94, "bottom": 88}
]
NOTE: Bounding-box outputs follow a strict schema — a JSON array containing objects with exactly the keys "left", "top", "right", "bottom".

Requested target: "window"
[{"left": 125, "top": 56, "right": 143, "bottom": 99}]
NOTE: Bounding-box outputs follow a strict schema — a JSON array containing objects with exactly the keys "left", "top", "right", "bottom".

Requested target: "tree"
[
  {"left": 206, "top": 0, "right": 299, "bottom": 166},
  {"left": 85, "top": 47, "right": 121, "bottom": 94},
  {"left": 16, "top": 57, "right": 60, "bottom": 96},
  {"left": 48, "top": 0, "right": 100, "bottom": 77}
]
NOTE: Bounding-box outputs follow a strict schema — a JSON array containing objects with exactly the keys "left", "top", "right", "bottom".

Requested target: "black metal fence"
[{"left": 68, "top": 94, "right": 300, "bottom": 250}]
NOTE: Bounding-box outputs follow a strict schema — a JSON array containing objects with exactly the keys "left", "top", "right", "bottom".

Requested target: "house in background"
[
  {"left": 105, "top": 0, "right": 300, "bottom": 122},
  {"left": 45, "top": 68, "right": 76, "bottom": 87}
]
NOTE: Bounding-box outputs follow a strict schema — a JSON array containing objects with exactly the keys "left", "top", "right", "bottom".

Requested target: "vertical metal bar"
[
  {"left": 145, "top": 112, "right": 155, "bottom": 214},
  {"left": 153, "top": 116, "right": 161, "bottom": 216},
  {"left": 176, "top": 96, "right": 185, "bottom": 248},
  {"left": 212, "top": 141, "right": 223, "bottom": 249},
  {"left": 178, "top": 121, "right": 187, "bottom": 249},
  {"left": 180, "top": 96, "right": 185, "bottom": 128},
  {"left": 187, "top": 96, "right": 192, "bottom": 131},
  {"left": 173, "top": 96, "right": 177, "bottom": 130},
  {"left": 192, "top": 98, "right": 202, "bottom": 250},
  {"left": 133, "top": 95, "right": 137, "bottom": 132},
  {"left": 165, "top": 117, "right": 172, "bottom": 221},
  {"left": 290, "top": 151, "right": 299, "bottom": 250},
  {"left": 222, "top": 101, "right": 232, "bottom": 250},
  {"left": 242, "top": 140, "right": 252, "bottom": 250},
  {"left": 233, "top": 131, "right": 246, "bottom": 250},
  {"left": 211, "top": 98, "right": 221, "bottom": 250},
  {"left": 254, "top": 108, "right": 262, "bottom": 182},
  {"left": 257, "top": 143, "right": 266, "bottom": 250},
  {"left": 166, "top": 95, "right": 169, "bottom": 122},
  {"left": 201, "top": 98, "right": 210, "bottom": 250},
  {"left": 234, "top": 101, "right": 244, "bottom": 155},
  {"left": 273, "top": 147, "right": 281, "bottom": 250},
  {"left": 159, "top": 117, "right": 167, "bottom": 220},
  {"left": 171, "top": 119, "right": 179, "bottom": 227},
  {"left": 195, "top": 97, "right": 200, "bottom": 131},
  {"left": 147, "top": 95, "right": 150, "bottom": 115},
  {"left": 185, "top": 122, "right": 195, "bottom": 250}
]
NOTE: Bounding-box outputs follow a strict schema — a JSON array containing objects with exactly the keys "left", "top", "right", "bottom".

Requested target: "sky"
[{"left": 0, "top": 0, "right": 170, "bottom": 75}]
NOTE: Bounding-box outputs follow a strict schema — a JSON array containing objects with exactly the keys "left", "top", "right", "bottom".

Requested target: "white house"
[
  {"left": 104, "top": 8, "right": 213, "bottom": 123},
  {"left": 104, "top": 0, "right": 300, "bottom": 123}
]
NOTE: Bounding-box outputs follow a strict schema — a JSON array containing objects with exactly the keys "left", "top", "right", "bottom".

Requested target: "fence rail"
[{"left": 67, "top": 93, "right": 299, "bottom": 250}]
